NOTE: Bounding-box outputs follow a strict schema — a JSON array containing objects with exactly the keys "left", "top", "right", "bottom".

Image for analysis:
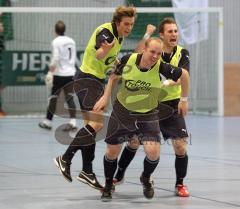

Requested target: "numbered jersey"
[{"left": 50, "top": 35, "right": 76, "bottom": 76}]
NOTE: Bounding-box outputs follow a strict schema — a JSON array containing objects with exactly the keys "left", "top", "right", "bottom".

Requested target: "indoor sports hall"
[{"left": 0, "top": 1, "right": 240, "bottom": 209}]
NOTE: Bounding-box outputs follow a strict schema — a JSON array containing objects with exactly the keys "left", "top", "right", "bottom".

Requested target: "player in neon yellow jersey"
[
  {"left": 54, "top": 5, "right": 136, "bottom": 191},
  {"left": 114, "top": 17, "right": 190, "bottom": 197},
  {"left": 95, "top": 38, "right": 189, "bottom": 201}
]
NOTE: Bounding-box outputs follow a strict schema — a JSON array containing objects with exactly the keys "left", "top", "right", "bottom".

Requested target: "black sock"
[
  {"left": 118, "top": 145, "right": 137, "bottom": 173},
  {"left": 62, "top": 124, "right": 96, "bottom": 162},
  {"left": 46, "top": 96, "right": 57, "bottom": 120},
  {"left": 104, "top": 155, "right": 117, "bottom": 185},
  {"left": 142, "top": 157, "right": 159, "bottom": 178},
  {"left": 81, "top": 143, "right": 96, "bottom": 173},
  {"left": 175, "top": 154, "right": 188, "bottom": 186}
]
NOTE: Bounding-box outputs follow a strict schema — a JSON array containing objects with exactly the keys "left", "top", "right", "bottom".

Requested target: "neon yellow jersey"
[
  {"left": 160, "top": 45, "right": 183, "bottom": 102},
  {"left": 117, "top": 53, "right": 162, "bottom": 113},
  {"left": 80, "top": 23, "right": 123, "bottom": 79}
]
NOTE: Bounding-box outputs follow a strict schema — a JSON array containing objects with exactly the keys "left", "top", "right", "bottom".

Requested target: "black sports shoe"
[
  {"left": 39, "top": 122, "right": 52, "bottom": 130},
  {"left": 101, "top": 184, "right": 112, "bottom": 202},
  {"left": 140, "top": 175, "right": 154, "bottom": 199},
  {"left": 77, "top": 171, "right": 103, "bottom": 190},
  {"left": 53, "top": 156, "right": 72, "bottom": 182},
  {"left": 113, "top": 169, "right": 125, "bottom": 185}
]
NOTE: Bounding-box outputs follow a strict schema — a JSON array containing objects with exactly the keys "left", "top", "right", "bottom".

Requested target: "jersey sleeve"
[
  {"left": 178, "top": 48, "right": 190, "bottom": 72},
  {"left": 69, "top": 41, "right": 76, "bottom": 65},
  {"left": 113, "top": 54, "right": 131, "bottom": 75},
  {"left": 160, "top": 62, "right": 182, "bottom": 82},
  {"left": 49, "top": 40, "right": 60, "bottom": 67},
  {"left": 95, "top": 28, "right": 114, "bottom": 50}
]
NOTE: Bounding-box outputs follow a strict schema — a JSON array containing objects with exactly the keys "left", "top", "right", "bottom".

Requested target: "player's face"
[
  {"left": 143, "top": 40, "right": 162, "bottom": 66},
  {"left": 116, "top": 16, "right": 135, "bottom": 38},
  {"left": 160, "top": 23, "right": 179, "bottom": 48}
]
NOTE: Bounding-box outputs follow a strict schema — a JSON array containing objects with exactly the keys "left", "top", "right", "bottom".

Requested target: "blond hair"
[
  {"left": 145, "top": 37, "right": 162, "bottom": 48},
  {"left": 112, "top": 6, "right": 136, "bottom": 23}
]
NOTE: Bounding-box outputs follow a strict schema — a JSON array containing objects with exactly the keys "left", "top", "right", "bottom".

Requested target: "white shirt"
[{"left": 50, "top": 35, "right": 76, "bottom": 76}]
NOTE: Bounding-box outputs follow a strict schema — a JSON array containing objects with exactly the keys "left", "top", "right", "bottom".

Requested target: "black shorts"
[
  {"left": 158, "top": 99, "right": 188, "bottom": 140},
  {"left": 105, "top": 100, "right": 160, "bottom": 145},
  {"left": 52, "top": 75, "right": 74, "bottom": 96},
  {"left": 73, "top": 70, "right": 105, "bottom": 111}
]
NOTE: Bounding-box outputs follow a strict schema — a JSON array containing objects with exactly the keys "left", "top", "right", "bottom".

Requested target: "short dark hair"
[
  {"left": 55, "top": 20, "right": 65, "bottom": 35},
  {"left": 112, "top": 6, "right": 136, "bottom": 23},
  {"left": 158, "top": 17, "right": 177, "bottom": 33}
]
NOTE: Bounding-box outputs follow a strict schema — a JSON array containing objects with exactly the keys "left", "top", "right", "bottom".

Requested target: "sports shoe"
[
  {"left": 175, "top": 184, "right": 190, "bottom": 197},
  {"left": 100, "top": 184, "right": 115, "bottom": 193},
  {"left": 140, "top": 175, "right": 154, "bottom": 199},
  {"left": 113, "top": 169, "right": 125, "bottom": 185},
  {"left": 53, "top": 156, "right": 72, "bottom": 182},
  {"left": 39, "top": 121, "right": 52, "bottom": 130},
  {"left": 77, "top": 171, "right": 103, "bottom": 190},
  {"left": 101, "top": 184, "right": 112, "bottom": 202},
  {"left": 62, "top": 123, "right": 77, "bottom": 132}
]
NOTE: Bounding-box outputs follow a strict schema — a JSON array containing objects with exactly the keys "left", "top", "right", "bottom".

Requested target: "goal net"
[{"left": 0, "top": 7, "right": 223, "bottom": 116}]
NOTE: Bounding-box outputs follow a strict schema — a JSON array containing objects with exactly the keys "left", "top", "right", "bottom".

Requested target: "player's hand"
[
  {"left": 93, "top": 95, "right": 108, "bottom": 112},
  {"left": 162, "top": 79, "right": 179, "bottom": 87},
  {"left": 96, "top": 40, "right": 115, "bottom": 60},
  {"left": 145, "top": 24, "right": 156, "bottom": 37},
  {"left": 101, "top": 40, "right": 115, "bottom": 51},
  {"left": 114, "top": 58, "right": 120, "bottom": 66},
  {"left": 178, "top": 100, "right": 188, "bottom": 116},
  {"left": 45, "top": 71, "right": 53, "bottom": 89},
  {"left": 48, "top": 65, "right": 56, "bottom": 72}
]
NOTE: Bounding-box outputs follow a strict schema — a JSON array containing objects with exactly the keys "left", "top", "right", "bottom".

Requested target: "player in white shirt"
[{"left": 39, "top": 20, "right": 77, "bottom": 131}]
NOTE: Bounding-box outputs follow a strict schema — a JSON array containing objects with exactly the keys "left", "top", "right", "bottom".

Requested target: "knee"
[
  {"left": 146, "top": 149, "right": 160, "bottom": 161},
  {"left": 106, "top": 151, "right": 119, "bottom": 160},
  {"left": 106, "top": 145, "right": 121, "bottom": 160},
  {"left": 173, "top": 139, "right": 187, "bottom": 155},
  {"left": 90, "top": 122, "right": 104, "bottom": 132}
]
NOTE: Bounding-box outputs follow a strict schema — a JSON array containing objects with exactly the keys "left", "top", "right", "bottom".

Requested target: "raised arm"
[
  {"left": 95, "top": 28, "right": 115, "bottom": 60},
  {"left": 134, "top": 24, "right": 156, "bottom": 53}
]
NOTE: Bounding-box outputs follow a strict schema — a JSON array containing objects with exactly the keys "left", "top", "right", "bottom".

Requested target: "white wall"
[{"left": 210, "top": 0, "right": 240, "bottom": 62}]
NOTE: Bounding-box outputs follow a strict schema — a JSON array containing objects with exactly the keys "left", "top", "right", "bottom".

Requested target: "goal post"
[{"left": 0, "top": 7, "right": 223, "bottom": 116}]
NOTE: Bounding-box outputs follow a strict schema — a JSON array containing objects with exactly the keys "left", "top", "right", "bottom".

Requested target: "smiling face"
[
  {"left": 160, "top": 23, "right": 179, "bottom": 48},
  {"left": 116, "top": 16, "right": 135, "bottom": 38}
]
